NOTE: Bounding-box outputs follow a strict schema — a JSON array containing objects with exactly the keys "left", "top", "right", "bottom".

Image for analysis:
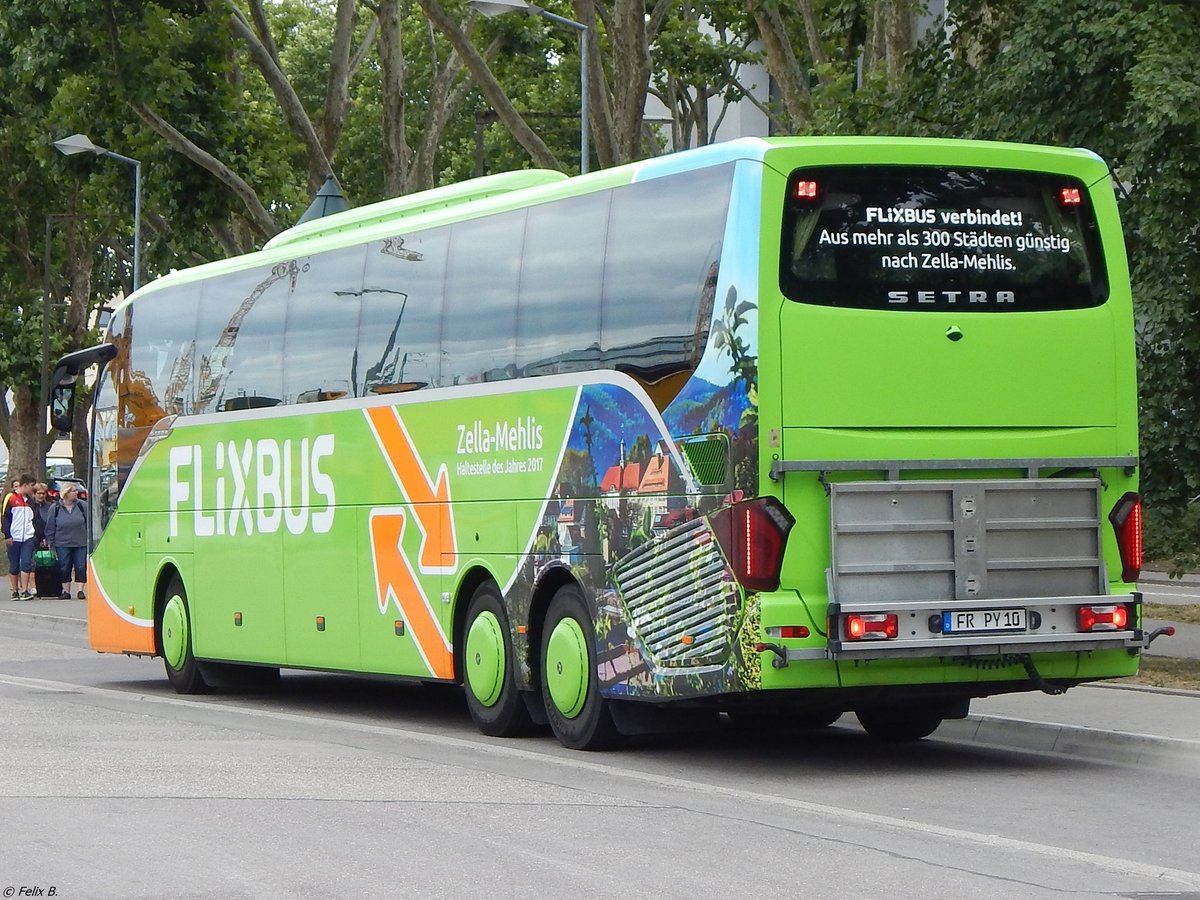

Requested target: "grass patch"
[
  {"left": 1123, "top": 656, "right": 1200, "bottom": 691},
  {"left": 1143, "top": 603, "right": 1200, "bottom": 625}
]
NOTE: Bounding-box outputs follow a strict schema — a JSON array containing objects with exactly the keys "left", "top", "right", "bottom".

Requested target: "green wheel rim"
[
  {"left": 545, "top": 616, "right": 589, "bottom": 719},
  {"left": 465, "top": 610, "right": 506, "bottom": 708},
  {"left": 162, "top": 595, "right": 188, "bottom": 671}
]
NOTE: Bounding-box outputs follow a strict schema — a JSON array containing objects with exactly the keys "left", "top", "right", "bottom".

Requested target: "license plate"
[{"left": 943, "top": 607, "right": 1027, "bottom": 634}]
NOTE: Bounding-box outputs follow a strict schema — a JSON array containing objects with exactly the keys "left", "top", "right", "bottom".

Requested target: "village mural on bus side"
[{"left": 508, "top": 286, "right": 763, "bottom": 699}]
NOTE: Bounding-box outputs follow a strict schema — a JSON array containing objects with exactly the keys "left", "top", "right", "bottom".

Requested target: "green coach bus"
[{"left": 52, "top": 136, "right": 1144, "bottom": 749}]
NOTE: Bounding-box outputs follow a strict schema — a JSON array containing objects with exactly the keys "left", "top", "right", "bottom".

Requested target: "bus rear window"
[{"left": 780, "top": 166, "right": 1108, "bottom": 311}]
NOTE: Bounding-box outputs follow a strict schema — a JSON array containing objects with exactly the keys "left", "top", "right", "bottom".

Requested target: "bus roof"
[
  {"left": 118, "top": 136, "right": 1109, "bottom": 315},
  {"left": 262, "top": 169, "right": 569, "bottom": 251}
]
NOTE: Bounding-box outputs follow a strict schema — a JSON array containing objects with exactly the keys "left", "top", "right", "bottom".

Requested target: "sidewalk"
[
  {"left": 2, "top": 591, "right": 1199, "bottom": 770},
  {"left": 1140, "top": 568, "right": 1200, "bottom": 587}
]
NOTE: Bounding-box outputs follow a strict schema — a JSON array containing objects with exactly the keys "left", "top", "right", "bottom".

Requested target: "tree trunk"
[
  {"left": 610, "top": 0, "right": 652, "bottom": 163},
  {"left": 573, "top": 0, "right": 615, "bottom": 168},
  {"left": 375, "top": 0, "right": 412, "bottom": 196},
  {"left": 8, "top": 385, "right": 41, "bottom": 483},
  {"left": 320, "top": 0, "right": 359, "bottom": 161},
  {"left": 231, "top": 0, "right": 336, "bottom": 189},
  {"left": 133, "top": 102, "right": 280, "bottom": 239},
  {"left": 749, "top": 0, "right": 811, "bottom": 130},
  {"left": 418, "top": 0, "right": 561, "bottom": 171},
  {"left": 795, "top": 0, "right": 830, "bottom": 68}
]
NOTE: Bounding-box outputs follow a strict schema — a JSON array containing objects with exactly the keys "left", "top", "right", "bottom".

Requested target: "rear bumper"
[{"left": 826, "top": 593, "right": 1141, "bottom": 660}]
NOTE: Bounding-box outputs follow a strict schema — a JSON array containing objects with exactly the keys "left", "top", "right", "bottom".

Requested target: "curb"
[
  {"left": 1140, "top": 571, "right": 1200, "bottom": 587},
  {"left": 1, "top": 606, "right": 88, "bottom": 634},
  {"left": 941, "top": 714, "right": 1200, "bottom": 771}
]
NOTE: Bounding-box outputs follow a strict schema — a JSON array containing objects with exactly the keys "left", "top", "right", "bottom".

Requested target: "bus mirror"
[{"left": 50, "top": 380, "right": 76, "bottom": 434}]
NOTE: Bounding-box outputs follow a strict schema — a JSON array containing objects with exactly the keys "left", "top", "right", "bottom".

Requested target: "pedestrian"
[
  {"left": 31, "top": 482, "right": 52, "bottom": 539},
  {"left": 3, "top": 474, "right": 38, "bottom": 600},
  {"left": 2, "top": 478, "right": 18, "bottom": 599},
  {"left": 30, "top": 482, "right": 56, "bottom": 597},
  {"left": 45, "top": 483, "right": 88, "bottom": 600}
]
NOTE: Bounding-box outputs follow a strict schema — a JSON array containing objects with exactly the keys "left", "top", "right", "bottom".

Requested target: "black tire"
[
  {"left": 158, "top": 576, "right": 210, "bottom": 694},
  {"left": 462, "top": 582, "right": 535, "bottom": 737},
  {"left": 855, "top": 705, "right": 943, "bottom": 742},
  {"left": 539, "top": 584, "right": 618, "bottom": 751}
]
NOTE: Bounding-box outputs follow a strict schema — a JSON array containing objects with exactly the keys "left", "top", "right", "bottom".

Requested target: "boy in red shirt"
[{"left": 3, "top": 475, "right": 38, "bottom": 600}]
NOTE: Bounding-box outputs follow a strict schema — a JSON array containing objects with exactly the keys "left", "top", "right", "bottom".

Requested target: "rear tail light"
[
  {"left": 709, "top": 497, "right": 795, "bottom": 592},
  {"left": 1078, "top": 604, "right": 1130, "bottom": 632},
  {"left": 845, "top": 613, "right": 898, "bottom": 641},
  {"left": 1109, "top": 492, "right": 1142, "bottom": 583}
]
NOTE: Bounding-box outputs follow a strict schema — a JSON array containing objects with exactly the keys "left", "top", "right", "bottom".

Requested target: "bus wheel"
[
  {"left": 159, "top": 577, "right": 210, "bottom": 695},
  {"left": 539, "top": 585, "right": 618, "bottom": 751},
  {"left": 855, "top": 705, "right": 943, "bottom": 742},
  {"left": 462, "top": 582, "right": 534, "bottom": 737}
]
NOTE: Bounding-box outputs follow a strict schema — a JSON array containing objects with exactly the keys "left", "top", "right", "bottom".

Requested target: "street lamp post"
[
  {"left": 468, "top": 0, "right": 590, "bottom": 174},
  {"left": 52, "top": 133, "right": 143, "bottom": 292}
]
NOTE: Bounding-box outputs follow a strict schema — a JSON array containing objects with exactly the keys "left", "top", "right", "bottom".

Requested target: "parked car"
[{"left": 46, "top": 475, "right": 88, "bottom": 503}]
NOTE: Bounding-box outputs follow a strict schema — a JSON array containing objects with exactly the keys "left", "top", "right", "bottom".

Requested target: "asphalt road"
[{"left": 3, "top": 614, "right": 1200, "bottom": 899}]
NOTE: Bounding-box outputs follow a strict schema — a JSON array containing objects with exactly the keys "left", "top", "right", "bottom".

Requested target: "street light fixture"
[
  {"left": 468, "top": 0, "right": 590, "bottom": 174},
  {"left": 52, "top": 133, "right": 143, "bottom": 293}
]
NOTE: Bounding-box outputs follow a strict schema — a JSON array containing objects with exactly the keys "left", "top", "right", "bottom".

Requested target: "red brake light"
[
  {"left": 845, "top": 613, "right": 898, "bottom": 641},
  {"left": 1060, "top": 186, "right": 1083, "bottom": 206},
  {"left": 1109, "top": 492, "right": 1142, "bottom": 583},
  {"left": 709, "top": 497, "right": 795, "bottom": 592},
  {"left": 1078, "top": 604, "right": 1130, "bottom": 632},
  {"left": 794, "top": 180, "right": 819, "bottom": 200}
]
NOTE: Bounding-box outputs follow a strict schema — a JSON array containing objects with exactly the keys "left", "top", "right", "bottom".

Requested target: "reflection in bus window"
[
  {"left": 194, "top": 262, "right": 293, "bottom": 414},
  {"left": 359, "top": 231, "right": 448, "bottom": 395},
  {"left": 285, "top": 245, "right": 367, "bottom": 404},
  {"left": 602, "top": 165, "right": 733, "bottom": 390},
  {"left": 443, "top": 209, "right": 526, "bottom": 386},
  {"left": 126, "top": 282, "right": 200, "bottom": 425},
  {"left": 517, "top": 192, "right": 607, "bottom": 377}
]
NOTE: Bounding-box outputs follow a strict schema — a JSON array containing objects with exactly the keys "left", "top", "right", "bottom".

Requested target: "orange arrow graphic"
[
  {"left": 365, "top": 406, "right": 456, "bottom": 573},
  {"left": 369, "top": 509, "right": 454, "bottom": 679}
]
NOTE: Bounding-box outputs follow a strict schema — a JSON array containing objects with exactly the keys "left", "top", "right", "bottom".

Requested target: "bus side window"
[
  {"left": 284, "top": 245, "right": 366, "bottom": 404},
  {"left": 93, "top": 308, "right": 127, "bottom": 535},
  {"left": 442, "top": 209, "right": 526, "bottom": 387},
  {"left": 126, "top": 282, "right": 200, "bottom": 424},
  {"left": 194, "top": 263, "right": 291, "bottom": 414},
  {"left": 516, "top": 192, "right": 607, "bottom": 377},
  {"left": 359, "top": 229, "right": 448, "bottom": 396},
  {"left": 601, "top": 165, "right": 734, "bottom": 407}
]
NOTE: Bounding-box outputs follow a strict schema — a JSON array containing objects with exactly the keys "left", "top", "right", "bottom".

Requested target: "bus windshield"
[{"left": 780, "top": 166, "right": 1108, "bottom": 311}]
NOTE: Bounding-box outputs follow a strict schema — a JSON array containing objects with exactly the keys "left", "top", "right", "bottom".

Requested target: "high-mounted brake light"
[
  {"left": 709, "top": 497, "right": 796, "bottom": 592},
  {"left": 1078, "top": 604, "right": 1130, "bottom": 632},
  {"left": 1109, "top": 492, "right": 1142, "bottom": 583},
  {"left": 794, "top": 180, "right": 820, "bottom": 200},
  {"left": 845, "top": 613, "right": 898, "bottom": 641},
  {"left": 1060, "top": 186, "right": 1083, "bottom": 206}
]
